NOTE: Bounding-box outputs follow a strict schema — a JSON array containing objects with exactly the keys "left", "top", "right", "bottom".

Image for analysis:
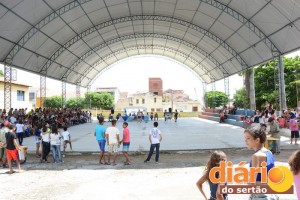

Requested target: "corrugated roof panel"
[
  {"left": 251, "top": 3, "right": 290, "bottom": 36},
  {"left": 270, "top": 26, "right": 300, "bottom": 54},
  {"left": 128, "top": 2, "right": 142, "bottom": 15},
  {"left": 108, "top": 3, "right": 130, "bottom": 19}
]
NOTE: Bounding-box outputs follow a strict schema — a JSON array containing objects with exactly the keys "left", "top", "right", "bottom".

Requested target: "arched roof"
[{"left": 1, "top": 0, "right": 300, "bottom": 87}]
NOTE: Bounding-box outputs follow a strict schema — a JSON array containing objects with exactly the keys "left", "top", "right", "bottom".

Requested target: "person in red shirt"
[{"left": 120, "top": 122, "right": 130, "bottom": 165}]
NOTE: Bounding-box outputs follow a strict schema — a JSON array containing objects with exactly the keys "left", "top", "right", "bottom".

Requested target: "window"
[
  {"left": 151, "top": 108, "right": 155, "bottom": 112},
  {"left": 29, "top": 92, "right": 35, "bottom": 100},
  {"left": 154, "top": 92, "right": 158, "bottom": 95},
  {"left": 142, "top": 99, "right": 145, "bottom": 104},
  {"left": 136, "top": 99, "right": 139, "bottom": 104},
  {"left": 17, "top": 90, "right": 25, "bottom": 101},
  {"left": 192, "top": 107, "right": 198, "bottom": 112},
  {"left": 154, "top": 97, "right": 156, "bottom": 103}
]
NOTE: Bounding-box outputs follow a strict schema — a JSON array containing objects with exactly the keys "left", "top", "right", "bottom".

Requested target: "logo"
[{"left": 209, "top": 161, "right": 294, "bottom": 194}]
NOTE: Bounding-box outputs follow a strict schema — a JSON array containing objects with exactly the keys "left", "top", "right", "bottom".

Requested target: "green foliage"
[
  {"left": 204, "top": 91, "right": 228, "bottom": 108},
  {"left": 233, "top": 87, "right": 250, "bottom": 108},
  {"left": 66, "top": 97, "right": 85, "bottom": 108},
  {"left": 254, "top": 56, "right": 300, "bottom": 109},
  {"left": 44, "top": 96, "right": 62, "bottom": 108},
  {"left": 85, "top": 92, "right": 114, "bottom": 109},
  {"left": 0, "top": 70, "right": 3, "bottom": 77}
]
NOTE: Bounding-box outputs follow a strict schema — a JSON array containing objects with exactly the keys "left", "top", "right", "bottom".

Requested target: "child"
[
  {"left": 196, "top": 150, "right": 227, "bottom": 200},
  {"left": 144, "top": 122, "right": 162, "bottom": 163},
  {"left": 244, "top": 128, "right": 277, "bottom": 199},
  {"left": 288, "top": 115, "right": 299, "bottom": 145},
  {"left": 61, "top": 127, "right": 72, "bottom": 154},
  {"left": 288, "top": 150, "right": 300, "bottom": 200},
  {"left": 119, "top": 122, "right": 130, "bottom": 165}
]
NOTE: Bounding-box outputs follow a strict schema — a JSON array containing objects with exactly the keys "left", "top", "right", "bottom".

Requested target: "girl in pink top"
[
  {"left": 289, "top": 150, "right": 300, "bottom": 200},
  {"left": 288, "top": 116, "right": 299, "bottom": 144}
]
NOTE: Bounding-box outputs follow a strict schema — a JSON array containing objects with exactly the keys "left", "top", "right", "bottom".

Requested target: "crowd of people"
[{"left": 0, "top": 107, "right": 93, "bottom": 172}]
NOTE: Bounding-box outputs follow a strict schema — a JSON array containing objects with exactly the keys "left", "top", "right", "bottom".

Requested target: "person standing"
[
  {"left": 144, "top": 121, "right": 162, "bottom": 163},
  {"left": 62, "top": 127, "right": 72, "bottom": 154},
  {"left": 105, "top": 120, "right": 120, "bottom": 166},
  {"left": 288, "top": 114, "right": 299, "bottom": 145},
  {"left": 34, "top": 124, "right": 42, "bottom": 158},
  {"left": 288, "top": 150, "right": 300, "bottom": 200},
  {"left": 244, "top": 128, "right": 277, "bottom": 200},
  {"left": 50, "top": 126, "right": 63, "bottom": 163},
  {"left": 15, "top": 120, "right": 25, "bottom": 145},
  {"left": 0, "top": 123, "right": 9, "bottom": 168},
  {"left": 120, "top": 122, "right": 130, "bottom": 165},
  {"left": 267, "top": 117, "right": 280, "bottom": 154},
  {"left": 41, "top": 126, "right": 50, "bottom": 163},
  {"left": 5, "top": 124, "right": 22, "bottom": 173},
  {"left": 174, "top": 109, "right": 178, "bottom": 122},
  {"left": 196, "top": 151, "right": 227, "bottom": 200},
  {"left": 95, "top": 118, "right": 107, "bottom": 164}
]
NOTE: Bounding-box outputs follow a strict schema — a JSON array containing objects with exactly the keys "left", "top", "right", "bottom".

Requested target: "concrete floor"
[{"left": 23, "top": 117, "right": 248, "bottom": 152}]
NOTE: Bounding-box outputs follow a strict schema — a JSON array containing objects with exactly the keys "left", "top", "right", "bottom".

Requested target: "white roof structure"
[{"left": 1, "top": 0, "right": 300, "bottom": 87}]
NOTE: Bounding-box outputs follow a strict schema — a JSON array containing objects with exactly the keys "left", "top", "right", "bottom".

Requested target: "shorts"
[
  {"left": 108, "top": 143, "right": 118, "bottom": 153},
  {"left": 98, "top": 140, "right": 106, "bottom": 152},
  {"left": 122, "top": 142, "right": 130, "bottom": 151},
  {"left": 291, "top": 131, "right": 299, "bottom": 138},
  {"left": 35, "top": 136, "right": 41, "bottom": 144},
  {"left": 0, "top": 148, "right": 6, "bottom": 159},
  {"left": 6, "top": 149, "right": 18, "bottom": 161}
]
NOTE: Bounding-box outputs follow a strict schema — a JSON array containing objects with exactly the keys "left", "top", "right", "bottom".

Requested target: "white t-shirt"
[
  {"left": 106, "top": 127, "right": 119, "bottom": 144},
  {"left": 41, "top": 132, "right": 50, "bottom": 142},
  {"left": 50, "top": 133, "right": 61, "bottom": 145},
  {"left": 10, "top": 116, "right": 17, "bottom": 124},
  {"left": 16, "top": 123, "right": 24, "bottom": 133},
  {"left": 149, "top": 128, "right": 161, "bottom": 144},
  {"left": 61, "top": 131, "right": 70, "bottom": 141}
]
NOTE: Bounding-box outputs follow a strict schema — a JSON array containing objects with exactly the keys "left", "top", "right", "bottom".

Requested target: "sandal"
[{"left": 124, "top": 162, "right": 131, "bottom": 165}]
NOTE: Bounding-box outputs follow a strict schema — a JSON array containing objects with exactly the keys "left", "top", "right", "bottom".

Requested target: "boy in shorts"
[
  {"left": 62, "top": 127, "right": 72, "bottom": 154},
  {"left": 105, "top": 120, "right": 120, "bottom": 166},
  {"left": 120, "top": 122, "right": 130, "bottom": 165}
]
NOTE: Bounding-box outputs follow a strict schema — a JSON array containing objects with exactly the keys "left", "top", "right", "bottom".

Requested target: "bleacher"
[{"left": 199, "top": 108, "right": 256, "bottom": 127}]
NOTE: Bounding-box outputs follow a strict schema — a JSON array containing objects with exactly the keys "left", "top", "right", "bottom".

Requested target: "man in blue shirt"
[{"left": 95, "top": 118, "right": 107, "bottom": 164}]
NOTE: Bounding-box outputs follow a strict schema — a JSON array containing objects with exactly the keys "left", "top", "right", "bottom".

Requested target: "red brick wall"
[{"left": 149, "top": 78, "right": 163, "bottom": 96}]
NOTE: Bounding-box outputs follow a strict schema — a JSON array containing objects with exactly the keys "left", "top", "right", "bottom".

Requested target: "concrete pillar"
[
  {"left": 249, "top": 68, "right": 256, "bottom": 110},
  {"left": 279, "top": 55, "right": 287, "bottom": 111}
]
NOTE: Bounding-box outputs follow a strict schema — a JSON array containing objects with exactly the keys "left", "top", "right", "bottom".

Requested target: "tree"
[
  {"left": 85, "top": 92, "right": 114, "bottom": 109},
  {"left": 233, "top": 87, "right": 250, "bottom": 108},
  {"left": 204, "top": 91, "right": 228, "bottom": 108},
  {"left": 44, "top": 96, "right": 62, "bottom": 108},
  {"left": 254, "top": 56, "right": 300, "bottom": 109},
  {"left": 0, "top": 70, "right": 3, "bottom": 77},
  {"left": 66, "top": 97, "right": 85, "bottom": 108}
]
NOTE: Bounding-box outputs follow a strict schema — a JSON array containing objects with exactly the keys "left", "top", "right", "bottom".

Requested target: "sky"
[{"left": 1, "top": 51, "right": 299, "bottom": 101}]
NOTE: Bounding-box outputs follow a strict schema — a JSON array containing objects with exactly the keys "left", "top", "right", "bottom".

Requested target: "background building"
[
  {"left": 0, "top": 78, "right": 31, "bottom": 109},
  {"left": 95, "top": 87, "right": 119, "bottom": 103},
  {"left": 149, "top": 78, "right": 163, "bottom": 96}
]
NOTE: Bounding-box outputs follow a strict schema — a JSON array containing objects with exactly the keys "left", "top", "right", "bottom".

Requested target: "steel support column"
[
  {"left": 224, "top": 77, "right": 229, "bottom": 107},
  {"left": 249, "top": 68, "right": 256, "bottom": 110},
  {"left": 202, "top": 82, "right": 207, "bottom": 109},
  {"left": 278, "top": 56, "right": 287, "bottom": 111},
  {"left": 211, "top": 82, "right": 216, "bottom": 108},
  {"left": 62, "top": 81, "right": 66, "bottom": 108},
  {"left": 4, "top": 60, "right": 12, "bottom": 111},
  {"left": 40, "top": 68, "right": 47, "bottom": 108},
  {"left": 76, "top": 82, "right": 81, "bottom": 99},
  {"left": 87, "top": 85, "right": 91, "bottom": 108}
]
